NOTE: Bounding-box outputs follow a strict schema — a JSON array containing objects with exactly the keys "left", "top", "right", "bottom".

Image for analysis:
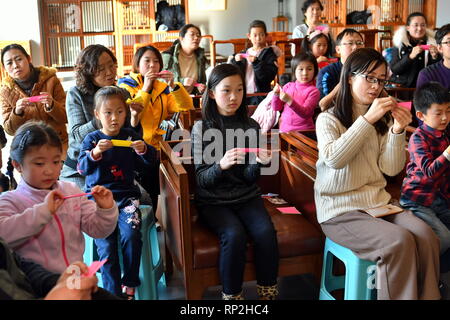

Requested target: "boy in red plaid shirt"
[{"left": 400, "top": 82, "right": 450, "bottom": 271}]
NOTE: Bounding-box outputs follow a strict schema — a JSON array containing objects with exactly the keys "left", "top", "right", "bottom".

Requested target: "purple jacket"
[
  {"left": 271, "top": 81, "right": 320, "bottom": 132},
  {"left": 0, "top": 180, "right": 118, "bottom": 273}
]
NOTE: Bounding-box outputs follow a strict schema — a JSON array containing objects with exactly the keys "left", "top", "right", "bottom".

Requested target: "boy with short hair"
[
  {"left": 230, "top": 20, "right": 282, "bottom": 106},
  {"left": 400, "top": 82, "right": 450, "bottom": 259},
  {"left": 417, "top": 23, "right": 450, "bottom": 90},
  {"left": 317, "top": 28, "right": 364, "bottom": 110}
]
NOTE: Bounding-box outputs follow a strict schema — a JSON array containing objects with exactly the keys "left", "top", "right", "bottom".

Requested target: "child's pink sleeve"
[
  {"left": 271, "top": 93, "right": 284, "bottom": 111},
  {"left": 288, "top": 87, "right": 320, "bottom": 118},
  {"left": 79, "top": 197, "right": 119, "bottom": 239},
  {"left": 0, "top": 195, "right": 52, "bottom": 248}
]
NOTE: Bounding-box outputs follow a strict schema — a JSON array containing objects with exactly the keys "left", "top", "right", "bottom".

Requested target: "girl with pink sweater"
[
  {"left": 272, "top": 53, "right": 320, "bottom": 133},
  {"left": 0, "top": 122, "right": 118, "bottom": 274}
]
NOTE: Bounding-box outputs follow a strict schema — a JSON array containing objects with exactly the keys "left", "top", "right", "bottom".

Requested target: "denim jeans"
[
  {"left": 95, "top": 197, "right": 143, "bottom": 295},
  {"left": 199, "top": 196, "right": 279, "bottom": 295},
  {"left": 400, "top": 196, "right": 450, "bottom": 254}
]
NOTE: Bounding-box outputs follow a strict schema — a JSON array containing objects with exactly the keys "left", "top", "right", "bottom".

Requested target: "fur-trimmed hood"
[
  {"left": 393, "top": 26, "right": 436, "bottom": 48},
  {"left": 2, "top": 65, "right": 58, "bottom": 89}
]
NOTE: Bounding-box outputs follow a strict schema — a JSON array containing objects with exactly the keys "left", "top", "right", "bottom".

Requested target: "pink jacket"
[
  {"left": 0, "top": 180, "right": 118, "bottom": 273},
  {"left": 271, "top": 81, "right": 320, "bottom": 132}
]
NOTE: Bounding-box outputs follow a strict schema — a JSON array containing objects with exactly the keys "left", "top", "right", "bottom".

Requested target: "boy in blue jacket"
[{"left": 78, "top": 86, "right": 156, "bottom": 299}]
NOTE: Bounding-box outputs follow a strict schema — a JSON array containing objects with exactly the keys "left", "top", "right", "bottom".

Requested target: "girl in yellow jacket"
[
  {"left": 118, "top": 45, "right": 193, "bottom": 212},
  {"left": 118, "top": 45, "right": 193, "bottom": 149}
]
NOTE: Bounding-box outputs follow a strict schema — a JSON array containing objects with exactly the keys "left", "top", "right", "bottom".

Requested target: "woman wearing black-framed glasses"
[{"left": 315, "top": 47, "right": 441, "bottom": 300}]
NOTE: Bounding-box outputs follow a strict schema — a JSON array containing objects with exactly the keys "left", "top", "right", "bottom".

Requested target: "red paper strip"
[
  {"left": 398, "top": 101, "right": 412, "bottom": 110},
  {"left": 236, "top": 148, "right": 261, "bottom": 153},
  {"left": 28, "top": 95, "right": 47, "bottom": 102},
  {"left": 63, "top": 192, "right": 93, "bottom": 200},
  {"left": 420, "top": 45, "right": 431, "bottom": 50},
  {"left": 277, "top": 207, "right": 301, "bottom": 214}
]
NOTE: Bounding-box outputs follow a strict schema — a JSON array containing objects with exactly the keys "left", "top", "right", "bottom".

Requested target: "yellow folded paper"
[
  {"left": 126, "top": 96, "right": 144, "bottom": 105},
  {"left": 111, "top": 139, "right": 133, "bottom": 147}
]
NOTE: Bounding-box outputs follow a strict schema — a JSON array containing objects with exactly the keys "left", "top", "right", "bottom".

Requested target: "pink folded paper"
[
  {"left": 277, "top": 207, "right": 301, "bottom": 214},
  {"left": 84, "top": 259, "right": 108, "bottom": 277},
  {"left": 193, "top": 83, "right": 204, "bottom": 88},
  {"left": 398, "top": 101, "right": 412, "bottom": 110},
  {"left": 315, "top": 25, "right": 327, "bottom": 31},
  {"left": 239, "top": 53, "right": 250, "bottom": 58},
  {"left": 420, "top": 45, "right": 431, "bottom": 50},
  {"left": 236, "top": 148, "right": 261, "bottom": 153},
  {"left": 28, "top": 95, "right": 47, "bottom": 102},
  {"left": 63, "top": 192, "right": 93, "bottom": 200}
]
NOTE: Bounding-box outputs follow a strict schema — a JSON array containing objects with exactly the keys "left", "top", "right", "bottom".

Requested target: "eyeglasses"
[
  {"left": 352, "top": 72, "right": 388, "bottom": 86},
  {"left": 341, "top": 41, "right": 364, "bottom": 47},
  {"left": 440, "top": 41, "right": 450, "bottom": 47}
]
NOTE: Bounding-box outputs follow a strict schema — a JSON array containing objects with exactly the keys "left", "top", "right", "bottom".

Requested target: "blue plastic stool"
[
  {"left": 135, "top": 205, "right": 166, "bottom": 300},
  {"left": 83, "top": 205, "right": 165, "bottom": 299},
  {"left": 319, "top": 238, "right": 377, "bottom": 300}
]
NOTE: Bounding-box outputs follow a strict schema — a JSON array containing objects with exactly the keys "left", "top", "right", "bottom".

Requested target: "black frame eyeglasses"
[
  {"left": 352, "top": 72, "right": 389, "bottom": 86},
  {"left": 341, "top": 41, "right": 364, "bottom": 47}
]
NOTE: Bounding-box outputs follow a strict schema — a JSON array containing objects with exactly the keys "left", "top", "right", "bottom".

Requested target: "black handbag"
[{"left": 159, "top": 112, "right": 180, "bottom": 141}]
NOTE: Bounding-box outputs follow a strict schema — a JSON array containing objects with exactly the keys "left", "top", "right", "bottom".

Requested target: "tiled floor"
[
  {"left": 155, "top": 229, "right": 320, "bottom": 300},
  {"left": 154, "top": 230, "right": 450, "bottom": 300},
  {"left": 156, "top": 267, "right": 320, "bottom": 300}
]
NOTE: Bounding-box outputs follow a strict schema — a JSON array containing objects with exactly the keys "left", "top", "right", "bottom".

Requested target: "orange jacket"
[{"left": 0, "top": 66, "right": 68, "bottom": 153}]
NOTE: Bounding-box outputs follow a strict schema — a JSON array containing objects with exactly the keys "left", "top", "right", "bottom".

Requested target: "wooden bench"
[{"left": 158, "top": 134, "right": 324, "bottom": 299}]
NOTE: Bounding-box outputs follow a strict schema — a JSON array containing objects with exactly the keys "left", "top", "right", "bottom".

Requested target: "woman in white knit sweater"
[{"left": 315, "top": 48, "right": 441, "bottom": 300}]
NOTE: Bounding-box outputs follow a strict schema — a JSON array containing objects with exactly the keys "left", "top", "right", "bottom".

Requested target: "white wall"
[
  {"left": 437, "top": 0, "right": 450, "bottom": 28},
  {"left": 0, "top": 0, "right": 43, "bottom": 65}
]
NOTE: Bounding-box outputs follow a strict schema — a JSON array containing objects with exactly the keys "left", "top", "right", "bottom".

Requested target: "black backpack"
[{"left": 346, "top": 10, "right": 372, "bottom": 24}]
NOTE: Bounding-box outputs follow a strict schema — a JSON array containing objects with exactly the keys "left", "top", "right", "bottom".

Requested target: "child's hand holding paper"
[{"left": 256, "top": 148, "right": 272, "bottom": 165}]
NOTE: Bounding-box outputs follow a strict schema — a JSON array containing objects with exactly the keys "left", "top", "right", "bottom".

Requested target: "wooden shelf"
[
  {"left": 319, "top": 0, "right": 436, "bottom": 51},
  {"left": 40, "top": 0, "right": 189, "bottom": 76}
]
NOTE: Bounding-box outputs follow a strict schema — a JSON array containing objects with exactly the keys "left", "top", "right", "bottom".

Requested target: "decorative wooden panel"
[
  {"left": 320, "top": 0, "right": 346, "bottom": 25},
  {"left": 41, "top": 0, "right": 189, "bottom": 74}
]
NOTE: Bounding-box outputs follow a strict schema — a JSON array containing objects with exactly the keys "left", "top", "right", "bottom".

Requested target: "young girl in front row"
[
  {"left": 0, "top": 121, "right": 118, "bottom": 274},
  {"left": 77, "top": 86, "right": 156, "bottom": 299},
  {"left": 271, "top": 53, "right": 320, "bottom": 135},
  {"left": 315, "top": 47, "right": 440, "bottom": 299},
  {"left": 192, "top": 64, "right": 279, "bottom": 300}
]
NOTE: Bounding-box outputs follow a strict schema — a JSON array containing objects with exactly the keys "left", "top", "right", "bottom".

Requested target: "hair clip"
[
  {"left": 308, "top": 27, "right": 330, "bottom": 40},
  {"left": 19, "top": 130, "right": 31, "bottom": 150}
]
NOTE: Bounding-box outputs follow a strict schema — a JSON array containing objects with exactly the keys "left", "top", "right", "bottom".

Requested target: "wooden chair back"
[
  {"left": 210, "top": 38, "right": 249, "bottom": 66},
  {"left": 274, "top": 38, "right": 303, "bottom": 76}
]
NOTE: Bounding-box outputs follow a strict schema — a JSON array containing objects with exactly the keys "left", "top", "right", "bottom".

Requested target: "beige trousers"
[{"left": 321, "top": 209, "right": 441, "bottom": 300}]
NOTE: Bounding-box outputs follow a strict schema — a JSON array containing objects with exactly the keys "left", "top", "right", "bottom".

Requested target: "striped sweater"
[{"left": 314, "top": 103, "right": 407, "bottom": 223}]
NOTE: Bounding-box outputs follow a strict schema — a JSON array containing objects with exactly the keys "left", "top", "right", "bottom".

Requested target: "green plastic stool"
[
  {"left": 83, "top": 205, "right": 165, "bottom": 299},
  {"left": 135, "top": 205, "right": 166, "bottom": 300},
  {"left": 319, "top": 238, "right": 377, "bottom": 300}
]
